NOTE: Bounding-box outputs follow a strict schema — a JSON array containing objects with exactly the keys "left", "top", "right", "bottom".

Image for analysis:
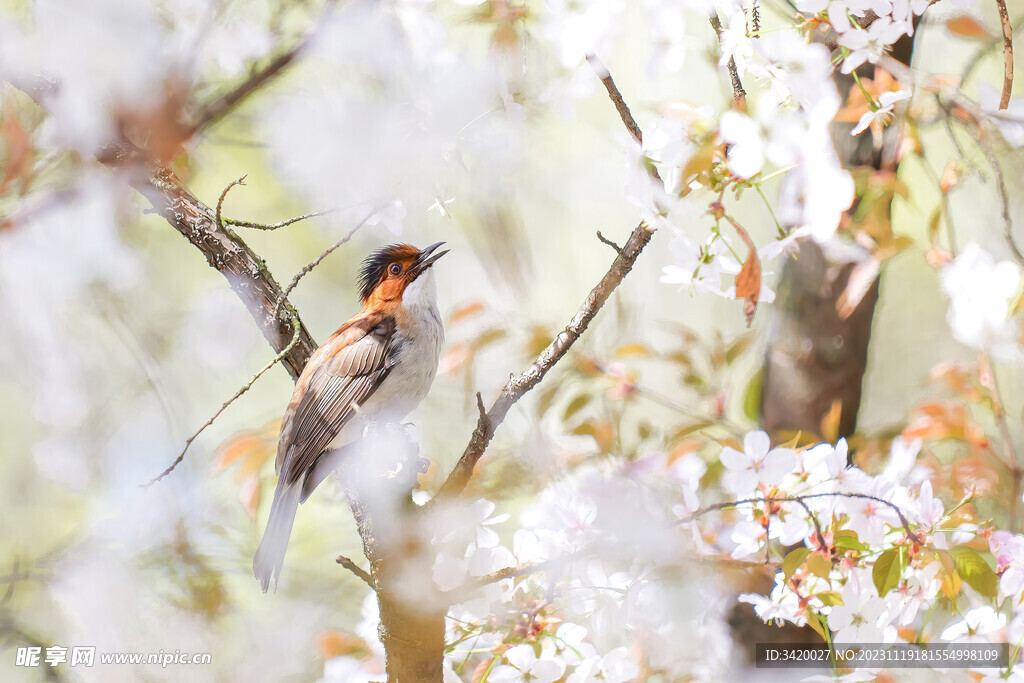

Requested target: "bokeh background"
[{"left": 0, "top": 0, "right": 1021, "bottom": 680}]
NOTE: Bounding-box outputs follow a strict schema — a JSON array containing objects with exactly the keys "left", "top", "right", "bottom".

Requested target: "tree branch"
[
  {"left": 272, "top": 208, "right": 377, "bottom": 318},
  {"left": 585, "top": 54, "right": 644, "bottom": 146},
  {"left": 185, "top": 32, "right": 313, "bottom": 137},
  {"left": 432, "top": 223, "right": 654, "bottom": 501},
  {"left": 978, "top": 130, "right": 1024, "bottom": 266},
  {"left": 138, "top": 167, "right": 317, "bottom": 379},
  {"left": 995, "top": 0, "right": 1014, "bottom": 111},
  {"left": 141, "top": 314, "right": 302, "bottom": 487},
  {"left": 450, "top": 549, "right": 593, "bottom": 598},
  {"left": 684, "top": 492, "right": 925, "bottom": 545},
  {"left": 336, "top": 554, "right": 375, "bottom": 589},
  {"left": 709, "top": 13, "right": 747, "bottom": 109}
]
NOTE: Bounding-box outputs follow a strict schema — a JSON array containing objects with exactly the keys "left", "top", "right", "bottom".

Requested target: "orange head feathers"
[{"left": 358, "top": 242, "right": 448, "bottom": 305}]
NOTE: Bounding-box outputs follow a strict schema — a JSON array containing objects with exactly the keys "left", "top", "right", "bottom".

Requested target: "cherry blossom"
[
  {"left": 990, "top": 531, "right": 1024, "bottom": 601},
  {"left": 716, "top": 6, "right": 753, "bottom": 77},
  {"left": 941, "top": 605, "right": 1007, "bottom": 643},
  {"left": 850, "top": 90, "right": 910, "bottom": 136},
  {"left": 838, "top": 475, "right": 898, "bottom": 545},
  {"left": 739, "top": 572, "right": 806, "bottom": 626},
  {"left": 828, "top": 571, "right": 896, "bottom": 642},
  {"left": 566, "top": 647, "right": 638, "bottom": 683},
  {"left": 941, "top": 242, "right": 1023, "bottom": 361},
  {"left": 880, "top": 436, "right": 926, "bottom": 485},
  {"left": 892, "top": 562, "right": 941, "bottom": 625},
  {"left": 838, "top": 18, "right": 909, "bottom": 74},
  {"left": 720, "top": 430, "right": 796, "bottom": 495},
  {"left": 489, "top": 643, "right": 567, "bottom": 683}
]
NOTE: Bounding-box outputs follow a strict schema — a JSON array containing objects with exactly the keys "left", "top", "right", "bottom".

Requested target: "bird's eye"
[{"left": 388, "top": 263, "right": 402, "bottom": 276}]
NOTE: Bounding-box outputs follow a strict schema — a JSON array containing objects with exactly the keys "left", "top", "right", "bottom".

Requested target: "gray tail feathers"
[
  {"left": 300, "top": 442, "right": 355, "bottom": 503},
  {"left": 253, "top": 477, "right": 302, "bottom": 593}
]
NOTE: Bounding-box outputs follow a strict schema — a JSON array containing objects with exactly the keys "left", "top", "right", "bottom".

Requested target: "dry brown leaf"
[
  {"left": 728, "top": 217, "right": 761, "bottom": 327},
  {"left": 448, "top": 300, "right": 485, "bottom": 324},
  {"left": 214, "top": 420, "right": 279, "bottom": 478},
  {"left": 316, "top": 630, "right": 366, "bottom": 659},
  {"left": 946, "top": 16, "right": 991, "bottom": 38},
  {"left": 940, "top": 159, "right": 961, "bottom": 193},
  {"left": 820, "top": 399, "right": 843, "bottom": 443},
  {"left": 1, "top": 93, "right": 32, "bottom": 195}
]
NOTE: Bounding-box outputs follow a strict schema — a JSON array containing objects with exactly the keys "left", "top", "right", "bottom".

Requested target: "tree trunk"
[{"left": 759, "top": 29, "right": 915, "bottom": 443}]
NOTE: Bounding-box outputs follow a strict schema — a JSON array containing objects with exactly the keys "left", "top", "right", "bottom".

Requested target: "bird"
[{"left": 254, "top": 241, "right": 448, "bottom": 592}]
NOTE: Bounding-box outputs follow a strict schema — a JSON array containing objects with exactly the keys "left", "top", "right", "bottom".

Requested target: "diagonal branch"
[
  {"left": 585, "top": 54, "right": 644, "bottom": 146},
  {"left": 996, "top": 0, "right": 1014, "bottom": 111},
  {"left": 709, "top": 12, "right": 747, "bottom": 109},
  {"left": 138, "top": 167, "right": 318, "bottom": 379},
  {"left": 141, "top": 314, "right": 303, "bottom": 487},
  {"left": 272, "top": 208, "right": 378, "bottom": 318},
  {"left": 432, "top": 223, "right": 654, "bottom": 501},
  {"left": 336, "top": 554, "right": 375, "bottom": 589},
  {"left": 186, "top": 32, "right": 313, "bottom": 137}
]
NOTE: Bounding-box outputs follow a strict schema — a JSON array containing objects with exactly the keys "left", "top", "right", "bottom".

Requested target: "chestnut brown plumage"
[{"left": 254, "top": 242, "right": 447, "bottom": 592}]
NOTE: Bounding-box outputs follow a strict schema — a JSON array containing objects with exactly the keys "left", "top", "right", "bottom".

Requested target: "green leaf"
[
  {"left": 667, "top": 420, "right": 715, "bottom": 442},
  {"left": 804, "top": 609, "right": 828, "bottom": 644},
  {"left": 535, "top": 384, "right": 560, "bottom": 418},
  {"left": 783, "top": 547, "right": 811, "bottom": 581},
  {"left": 724, "top": 334, "right": 754, "bottom": 364},
  {"left": 614, "top": 343, "right": 652, "bottom": 358},
  {"left": 927, "top": 205, "right": 943, "bottom": 242},
  {"left": 743, "top": 369, "right": 763, "bottom": 422},
  {"left": 949, "top": 546, "right": 998, "bottom": 597},
  {"left": 563, "top": 394, "right": 590, "bottom": 421},
  {"left": 834, "top": 531, "right": 869, "bottom": 553},
  {"left": 807, "top": 552, "right": 832, "bottom": 579},
  {"left": 873, "top": 547, "right": 903, "bottom": 597},
  {"left": 816, "top": 591, "right": 844, "bottom": 607}
]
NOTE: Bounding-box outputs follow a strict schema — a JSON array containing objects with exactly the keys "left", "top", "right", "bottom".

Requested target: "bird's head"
[{"left": 358, "top": 242, "right": 448, "bottom": 305}]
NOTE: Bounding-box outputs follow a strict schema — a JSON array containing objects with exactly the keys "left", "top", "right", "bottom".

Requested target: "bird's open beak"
[{"left": 414, "top": 241, "right": 448, "bottom": 273}]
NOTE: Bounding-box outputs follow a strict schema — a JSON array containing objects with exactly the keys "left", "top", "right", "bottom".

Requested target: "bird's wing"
[{"left": 276, "top": 314, "right": 397, "bottom": 486}]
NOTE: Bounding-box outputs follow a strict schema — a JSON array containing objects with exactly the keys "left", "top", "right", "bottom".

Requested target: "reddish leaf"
[
  {"left": 448, "top": 300, "right": 485, "bottom": 324},
  {"left": 728, "top": 218, "right": 761, "bottom": 327},
  {"left": 946, "top": 16, "right": 991, "bottom": 38},
  {"left": 1, "top": 94, "right": 32, "bottom": 195}
]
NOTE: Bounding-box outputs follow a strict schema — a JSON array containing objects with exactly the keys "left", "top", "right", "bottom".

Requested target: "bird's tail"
[{"left": 253, "top": 477, "right": 302, "bottom": 593}]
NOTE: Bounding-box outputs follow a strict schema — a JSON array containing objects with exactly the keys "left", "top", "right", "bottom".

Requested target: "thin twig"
[
  {"left": 935, "top": 94, "right": 986, "bottom": 182},
  {"left": 985, "top": 355, "right": 1021, "bottom": 530},
  {"left": 585, "top": 54, "right": 644, "bottom": 146},
  {"left": 709, "top": 13, "right": 747, "bottom": 109},
  {"left": 216, "top": 175, "right": 248, "bottom": 230},
  {"left": 431, "top": 222, "right": 655, "bottom": 502},
  {"left": 225, "top": 209, "right": 335, "bottom": 231},
  {"left": 272, "top": 209, "right": 378, "bottom": 318},
  {"left": 143, "top": 169, "right": 317, "bottom": 380},
  {"left": 596, "top": 230, "right": 624, "bottom": 256},
  {"left": 978, "top": 131, "right": 1024, "bottom": 265},
  {"left": 995, "top": 0, "right": 1014, "bottom": 110},
  {"left": 336, "top": 555, "right": 375, "bottom": 589},
  {"left": 683, "top": 492, "right": 924, "bottom": 545},
  {"left": 215, "top": 176, "right": 335, "bottom": 232},
  {"left": 141, "top": 316, "right": 302, "bottom": 487},
  {"left": 792, "top": 498, "right": 828, "bottom": 552},
  {"left": 450, "top": 547, "right": 595, "bottom": 599},
  {"left": 187, "top": 34, "right": 313, "bottom": 137}
]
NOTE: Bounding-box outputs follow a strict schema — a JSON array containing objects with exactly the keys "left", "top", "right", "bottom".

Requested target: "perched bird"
[{"left": 254, "top": 242, "right": 447, "bottom": 592}]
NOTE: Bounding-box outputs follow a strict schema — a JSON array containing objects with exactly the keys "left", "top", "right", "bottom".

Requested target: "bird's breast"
[{"left": 363, "top": 301, "right": 443, "bottom": 421}]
